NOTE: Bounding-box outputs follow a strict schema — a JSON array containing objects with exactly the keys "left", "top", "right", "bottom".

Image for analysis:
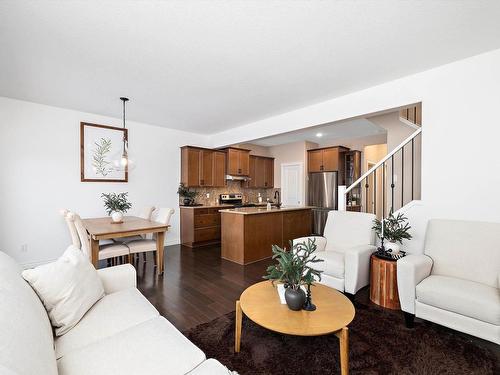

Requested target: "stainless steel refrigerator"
[{"left": 308, "top": 172, "right": 338, "bottom": 235}]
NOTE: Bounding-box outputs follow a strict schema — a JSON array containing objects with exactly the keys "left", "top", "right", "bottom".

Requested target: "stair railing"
[{"left": 338, "top": 127, "right": 422, "bottom": 216}]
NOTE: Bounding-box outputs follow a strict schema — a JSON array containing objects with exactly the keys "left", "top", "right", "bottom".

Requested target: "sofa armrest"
[
  {"left": 293, "top": 236, "right": 327, "bottom": 252},
  {"left": 97, "top": 264, "right": 137, "bottom": 294},
  {"left": 343, "top": 244, "right": 377, "bottom": 294},
  {"left": 397, "top": 254, "right": 433, "bottom": 314}
]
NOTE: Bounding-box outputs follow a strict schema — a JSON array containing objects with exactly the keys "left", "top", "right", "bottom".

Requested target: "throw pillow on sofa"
[{"left": 22, "top": 245, "right": 105, "bottom": 336}]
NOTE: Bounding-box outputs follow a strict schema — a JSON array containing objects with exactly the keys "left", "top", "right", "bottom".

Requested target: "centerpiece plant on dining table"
[
  {"left": 101, "top": 192, "right": 132, "bottom": 223},
  {"left": 264, "top": 238, "right": 323, "bottom": 311}
]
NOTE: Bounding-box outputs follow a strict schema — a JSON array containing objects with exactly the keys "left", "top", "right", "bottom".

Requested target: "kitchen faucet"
[{"left": 274, "top": 190, "right": 281, "bottom": 208}]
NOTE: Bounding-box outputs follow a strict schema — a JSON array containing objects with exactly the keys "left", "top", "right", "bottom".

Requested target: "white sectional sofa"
[
  {"left": 0, "top": 251, "right": 233, "bottom": 375},
  {"left": 397, "top": 219, "right": 500, "bottom": 344}
]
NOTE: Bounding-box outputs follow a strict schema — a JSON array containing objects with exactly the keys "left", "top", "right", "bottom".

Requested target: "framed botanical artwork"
[{"left": 80, "top": 122, "right": 128, "bottom": 182}]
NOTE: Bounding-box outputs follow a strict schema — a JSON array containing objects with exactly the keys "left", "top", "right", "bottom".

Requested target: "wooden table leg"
[
  {"left": 90, "top": 237, "right": 99, "bottom": 268},
  {"left": 156, "top": 231, "right": 165, "bottom": 275},
  {"left": 235, "top": 300, "right": 242, "bottom": 353},
  {"left": 335, "top": 327, "right": 349, "bottom": 375}
]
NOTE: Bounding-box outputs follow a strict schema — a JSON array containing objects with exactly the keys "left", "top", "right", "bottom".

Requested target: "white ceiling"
[
  {"left": 1, "top": 1, "right": 500, "bottom": 134},
  {"left": 250, "top": 118, "right": 386, "bottom": 147}
]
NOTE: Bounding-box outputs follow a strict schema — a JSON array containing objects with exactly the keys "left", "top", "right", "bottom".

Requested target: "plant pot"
[
  {"left": 111, "top": 211, "right": 124, "bottom": 223},
  {"left": 183, "top": 197, "right": 193, "bottom": 206},
  {"left": 385, "top": 241, "right": 401, "bottom": 254},
  {"left": 285, "top": 287, "right": 306, "bottom": 311}
]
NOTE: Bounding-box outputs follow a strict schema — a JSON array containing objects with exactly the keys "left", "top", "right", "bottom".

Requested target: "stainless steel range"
[{"left": 219, "top": 194, "right": 256, "bottom": 207}]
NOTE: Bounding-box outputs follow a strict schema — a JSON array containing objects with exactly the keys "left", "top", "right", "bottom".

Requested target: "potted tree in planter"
[
  {"left": 177, "top": 183, "right": 198, "bottom": 206},
  {"left": 373, "top": 211, "right": 412, "bottom": 254},
  {"left": 101, "top": 192, "right": 132, "bottom": 223},
  {"left": 264, "top": 239, "right": 323, "bottom": 311}
]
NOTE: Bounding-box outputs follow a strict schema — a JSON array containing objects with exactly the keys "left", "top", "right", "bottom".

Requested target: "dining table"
[{"left": 82, "top": 215, "right": 169, "bottom": 275}]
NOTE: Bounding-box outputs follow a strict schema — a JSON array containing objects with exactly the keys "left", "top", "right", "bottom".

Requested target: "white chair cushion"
[
  {"left": 99, "top": 243, "right": 129, "bottom": 260},
  {"left": 0, "top": 252, "right": 58, "bottom": 375},
  {"left": 99, "top": 239, "right": 115, "bottom": 246},
  {"left": 187, "top": 359, "right": 235, "bottom": 374},
  {"left": 55, "top": 287, "right": 159, "bottom": 359},
  {"left": 22, "top": 246, "right": 105, "bottom": 336},
  {"left": 57, "top": 316, "right": 206, "bottom": 375},
  {"left": 313, "top": 251, "right": 345, "bottom": 279},
  {"left": 127, "top": 239, "right": 157, "bottom": 254},
  {"left": 113, "top": 235, "right": 143, "bottom": 243},
  {"left": 416, "top": 275, "right": 500, "bottom": 325}
]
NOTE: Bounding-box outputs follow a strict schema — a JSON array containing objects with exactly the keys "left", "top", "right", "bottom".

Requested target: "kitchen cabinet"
[
  {"left": 225, "top": 147, "right": 250, "bottom": 176},
  {"left": 246, "top": 155, "right": 274, "bottom": 188},
  {"left": 181, "top": 146, "right": 226, "bottom": 187},
  {"left": 213, "top": 151, "right": 226, "bottom": 187},
  {"left": 180, "top": 207, "right": 223, "bottom": 248},
  {"left": 307, "top": 146, "right": 349, "bottom": 174},
  {"left": 264, "top": 157, "right": 274, "bottom": 188}
]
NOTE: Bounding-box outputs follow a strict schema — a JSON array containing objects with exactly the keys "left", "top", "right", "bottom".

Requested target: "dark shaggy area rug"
[{"left": 184, "top": 301, "right": 499, "bottom": 375}]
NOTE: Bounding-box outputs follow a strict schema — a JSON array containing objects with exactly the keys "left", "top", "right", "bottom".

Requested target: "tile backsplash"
[{"left": 184, "top": 181, "right": 279, "bottom": 206}]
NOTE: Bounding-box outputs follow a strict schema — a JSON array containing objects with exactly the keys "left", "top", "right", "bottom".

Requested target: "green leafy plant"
[
  {"left": 264, "top": 238, "right": 323, "bottom": 290},
  {"left": 101, "top": 192, "right": 132, "bottom": 215},
  {"left": 92, "top": 138, "right": 112, "bottom": 176},
  {"left": 177, "top": 183, "right": 197, "bottom": 199},
  {"left": 372, "top": 211, "right": 412, "bottom": 244}
]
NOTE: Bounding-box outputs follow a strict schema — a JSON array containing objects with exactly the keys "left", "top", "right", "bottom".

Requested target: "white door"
[{"left": 281, "top": 163, "right": 303, "bottom": 206}]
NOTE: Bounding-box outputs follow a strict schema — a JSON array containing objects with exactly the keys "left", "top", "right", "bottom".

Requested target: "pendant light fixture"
[{"left": 112, "top": 97, "right": 135, "bottom": 172}]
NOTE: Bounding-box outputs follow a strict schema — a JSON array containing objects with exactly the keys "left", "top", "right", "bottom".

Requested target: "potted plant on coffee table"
[
  {"left": 177, "top": 183, "right": 198, "bottom": 206},
  {"left": 101, "top": 192, "right": 132, "bottom": 223},
  {"left": 372, "top": 210, "right": 412, "bottom": 254},
  {"left": 264, "top": 239, "right": 323, "bottom": 311}
]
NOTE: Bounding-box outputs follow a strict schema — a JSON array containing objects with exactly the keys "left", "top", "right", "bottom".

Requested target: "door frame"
[{"left": 280, "top": 162, "right": 304, "bottom": 206}]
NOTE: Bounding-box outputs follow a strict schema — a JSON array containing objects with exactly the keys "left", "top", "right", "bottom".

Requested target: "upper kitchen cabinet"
[
  {"left": 181, "top": 146, "right": 226, "bottom": 187},
  {"left": 307, "top": 146, "right": 349, "bottom": 174},
  {"left": 248, "top": 155, "right": 274, "bottom": 188},
  {"left": 223, "top": 147, "right": 250, "bottom": 176}
]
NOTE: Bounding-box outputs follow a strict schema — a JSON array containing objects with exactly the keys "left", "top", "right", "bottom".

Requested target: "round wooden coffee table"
[{"left": 235, "top": 281, "right": 355, "bottom": 375}]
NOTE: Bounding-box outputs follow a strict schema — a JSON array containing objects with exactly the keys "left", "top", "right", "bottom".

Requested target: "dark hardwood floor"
[
  {"left": 135, "top": 244, "right": 273, "bottom": 331},
  {"left": 132, "top": 244, "right": 499, "bottom": 361}
]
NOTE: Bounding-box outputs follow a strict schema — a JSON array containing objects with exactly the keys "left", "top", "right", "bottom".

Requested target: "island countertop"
[{"left": 219, "top": 206, "right": 314, "bottom": 215}]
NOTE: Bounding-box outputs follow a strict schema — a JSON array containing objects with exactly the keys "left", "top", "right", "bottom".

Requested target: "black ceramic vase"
[{"left": 285, "top": 287, "right": 306, "bottom": 311}]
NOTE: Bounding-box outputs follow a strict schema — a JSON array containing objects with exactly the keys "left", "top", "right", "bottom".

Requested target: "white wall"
[
  {"left": 0, "top": 97, "right": 208, "bottom": 266},
  {"left": 211, "top": 48, "right": 500, "bottom": 226}
]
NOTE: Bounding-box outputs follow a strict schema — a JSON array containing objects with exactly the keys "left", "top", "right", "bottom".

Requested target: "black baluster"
[
  {"left": 365, "top": 177, "right": 369, "bottom": 213},
  {"left": 391, "top": 155, "right": 395, "bottom": 212},
  {"left": 401, "top": 145, "right": 404, "bottom": 208},
  {"left": 412, "top": 137, "right": 415, "bottom": 201}
]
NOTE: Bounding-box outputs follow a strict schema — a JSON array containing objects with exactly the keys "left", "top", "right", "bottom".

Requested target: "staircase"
[{"left": 339, "top": 106, "right": 422, "bottom": 217}]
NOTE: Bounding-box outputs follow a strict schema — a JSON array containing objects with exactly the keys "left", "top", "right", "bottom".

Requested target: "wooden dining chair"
[
  {"left": 60, "top": 209, "right": 80, "bottom": 248},
  {"left": 126, "top": 208, "right": 174, "bottom": 266},
  {"left": 61, "top": 209, "right": 115, "bottom": 247},
  {"left": 113, "top": 206, "right": 156, "bottom": 262},
  {"left": 68, "top": 212, "right": 131, "bottom": 266}
]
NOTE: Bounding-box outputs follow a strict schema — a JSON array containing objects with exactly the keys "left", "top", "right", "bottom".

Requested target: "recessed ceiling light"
[{"left": 316, "top": 132, "right": 323, "bottom": 137}]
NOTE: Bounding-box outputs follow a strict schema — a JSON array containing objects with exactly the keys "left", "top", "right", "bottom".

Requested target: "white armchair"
[
  {"left": 397, "top": 219, "right": 500, "bottom": 344},
  {"left": 294, "top": 210, "right": 376, "bottom": 295}
]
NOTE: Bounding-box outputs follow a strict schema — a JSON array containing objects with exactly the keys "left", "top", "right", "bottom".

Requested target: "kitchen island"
[{"left": 220, "top": 206, "right": 313, "bottom": 265}]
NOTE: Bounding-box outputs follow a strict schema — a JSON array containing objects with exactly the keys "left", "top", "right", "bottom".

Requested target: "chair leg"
[
  {"left": 142, "top": 252, "right": 147, "bottom": 263},
  {"left": 107, "top": 259, "right": 111, "bottom": 267},
  {"left": 153, "top": 251, "right": 157, "bottom": 266},
  {"left": 404, "top": 312, "right": 415, "bottom": 328}
]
